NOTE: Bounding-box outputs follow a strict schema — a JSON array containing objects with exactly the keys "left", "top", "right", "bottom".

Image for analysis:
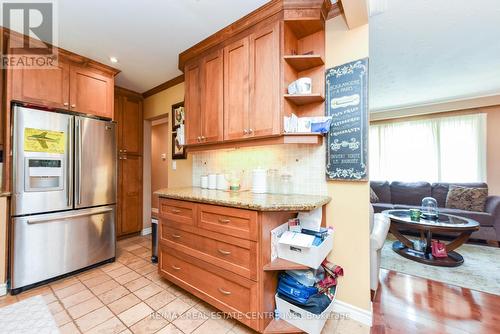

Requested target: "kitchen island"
[{"left": 154, "top": 187, "right": 331, "bottom": 333}]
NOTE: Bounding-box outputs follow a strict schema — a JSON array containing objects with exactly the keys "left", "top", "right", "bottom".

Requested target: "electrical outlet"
[{"left": 172, "top": 161, "right": 177, "bottom": 170}]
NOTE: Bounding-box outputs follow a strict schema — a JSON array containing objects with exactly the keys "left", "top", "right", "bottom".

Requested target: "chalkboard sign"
[{"left": 325, "top": 58, "right": 369, "bottom": 181}]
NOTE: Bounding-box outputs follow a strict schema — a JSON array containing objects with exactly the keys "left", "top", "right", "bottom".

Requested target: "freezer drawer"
[
  {"left": 11, "top": 206, "right": 116, "bottom": 290},
  {"left": 75, "top": 116, "right": 117, "bottom": 208}
]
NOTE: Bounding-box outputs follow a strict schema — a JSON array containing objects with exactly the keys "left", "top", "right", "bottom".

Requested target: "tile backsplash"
[{"left": 192, "top": 144, "right": 327, "bottom": 195}]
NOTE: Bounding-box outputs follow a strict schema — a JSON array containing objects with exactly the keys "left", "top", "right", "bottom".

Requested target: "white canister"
[
  {"left": 208, "top": 174, "right": 217, "bottom": 190},
  {"left": 252, "top": 168, "right": 267, "bottom": 194},
  {"left": 200, "top": 175, "right": 208, "bottom": 189},
  {"left": 216, "top": 173, "right": 228, "bottom": 190}
]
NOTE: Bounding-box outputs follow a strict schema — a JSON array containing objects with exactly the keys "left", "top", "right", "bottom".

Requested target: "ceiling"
[
  {"left": 54, "top": 0, "right": 269, "bottom": 93},
  {"left": 369, "top": 0, "right": 500, "bottom": 112}
]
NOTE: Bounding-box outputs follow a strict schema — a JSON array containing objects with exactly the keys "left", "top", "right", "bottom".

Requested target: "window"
[{"left": 369, "top": 114, "right": 486, "bottom": 182}]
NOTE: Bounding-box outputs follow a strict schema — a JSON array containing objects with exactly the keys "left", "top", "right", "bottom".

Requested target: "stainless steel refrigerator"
[{"left": 11, "top": 105, "right": 117, "bottom": 293}]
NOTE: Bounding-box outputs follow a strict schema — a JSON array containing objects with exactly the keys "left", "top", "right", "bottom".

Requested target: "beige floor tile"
[
  {"left": 82, "top": 273, "right": 112, "bottom": 288},
  {"left": 127, "top": 259, "right": 150, "bottom": 270},
  {"left": 117, "top": 253, "right": 141, "bottom": 266},
  {"left": 91, "top": 279, "right": 120, "bottom": 295},
  {"left": 119, "top": 329, "right": 133, "bottom": 334},
  {"left": 51, "top": 277, "right": 79, "bottom": 291},
  {"left": 115, "top": 271, "right": 141, "bottom": 285},
  {"left": 77, "top": 268, "right": 104, "bottom": 281},
  {"left": 101, "top": 262, "right": 126, "bottom": 273},
  {"left": 48, "top": 300, "right": 64, "bottom": 314},
  {"left": 230, "top": 323, "right": 259, "bottom": 334},
  {"left": 98, "top": 286, "right": 130, "bottom": 304},
  {"left": 145, "top": 290, "right": 176, "bottom": 310},
  {"left": 156, "top": 324, "right": 183, "bottom": 334},
  {"left": 107, "top": 266, "right": 133, "bottom": 278},
  {"left": 133, "top": 283, "right": 163, "bottom": 300},
  {"left": 118, "top": 302, "right": 154, "bottom": 327},
  {"left": 54, "top": 282, "right": 87, "bottom": 299},
  {"left": 177, "top": 291, "right": 199, "bottom": 307},
  {"left": 166, "top": 285, "right": 185, "bottom": 297},
  {"left": 172, "top": 307, "right": 208, "bottom": 334},
  {"left": 124, "top": 277, "right": 151, "bottom": 292},
  {"left": 86, "top": 316, "right": 127, "bottom": 334},
  {"left": 129, "top": 315, "right": 169, "bottom": 334},
  {"left": 192, "top": 318, "right": 234, "bottom": 334},
  {"left": 130, "top": 246, "right": 148, "bottom": 256},
  {"left": 59, "top": 321, "right": 81, "bottom": 334},
  {"left": 42, "top": 292, "right": 57, "bottom": 304},
  {"left": 321, "top": 316, "right": 340, "bottom": 334},
  {"left": 75, "top": 306, "right": 114, "bottom": 332},
  {"left": 108, "top": 293, "right": 141, "bottom": 315},
  {"left": 123, "top": 243, "right": 143, "bottom": 252},
  {"left": 334, "top": 318, "right": 370, "bottom": 334},
  {"left": 67, "top": 296, "right": 104, "bottom": 319},
  {"left": 53, "top": 310, "right": 73, "bottom": 326},
  {"left": 60, "top": 289, "right": 94, "bottom": 309},
  {"left": 134, "top": 263, "right": 157, "bottom": 276},
  {"left": 16, "top": 285, "right": 52, "bottom": 300},
  {"left": 194, "top": 301, "right": 218, "bottom": 316},
  {"left": 158, "top": 298, "right": 191, "bottom": 321}
]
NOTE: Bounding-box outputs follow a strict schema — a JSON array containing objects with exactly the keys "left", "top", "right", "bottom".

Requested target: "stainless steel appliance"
[{"left": 11, "top": 105, "right": 117, "bottom": 293}]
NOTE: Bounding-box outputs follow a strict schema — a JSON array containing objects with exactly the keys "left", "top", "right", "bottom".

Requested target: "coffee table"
[{"left": 383, "top": 210, "right": 480, "bottom": 267}]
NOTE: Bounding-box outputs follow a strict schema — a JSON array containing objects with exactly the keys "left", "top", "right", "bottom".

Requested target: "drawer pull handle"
[
  {"left": 218, "top": 288, "right": 232, "bottom": 296},
  {"left": 217, "top": 249, "right": 231, "bottom": 256},
  {"left": 171, "top": 234, "right": 181, "bottom": 239},
  {"left": 171, "top": 209, "right": 181, "bottom": 214},
  {"left": 218, "top": 218, "right": 231, "bottom": 224},
  {"left": 171, "top": 265, "right": 181, "bottom": 270}
]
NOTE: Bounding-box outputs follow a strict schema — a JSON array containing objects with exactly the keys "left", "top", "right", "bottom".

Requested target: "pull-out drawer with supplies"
[
  {"left": 197, "top": 204, "right": 258, "bottom": 240},
  {"left": 160, "top": 225, "right": 257, "bottom": 280},
  {"left": 159, "top": 199, "right": 196, "bottom": 226},
  {"left": 159, "top": 247, "right": 259, "bottom": 330}
]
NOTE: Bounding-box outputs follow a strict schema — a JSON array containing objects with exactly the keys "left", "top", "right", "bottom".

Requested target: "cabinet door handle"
[
  {"left": 243, "top": 129, "right": 248, "bottom": 135},
  {"left": 197, "top": 136, "right": 201, "bottom": 142},
  {"left": 123, "top": 149, "right": 127, "bottom": 153},
  {"left": 63, "top": 102, "right": 69, "bottom": 106},
  {"left": 248, "top": 128, "right": 253, "bottom": 134},
  {"left": 71, "top": 104, "right": 76, "bottom": 108},
  {"left": 171, "top": 265, "right": 181, "bottom": 271},
  {"left": 218, "top": 249, "right": 231, "bottom": 256},
  {"left": 218, "top": 218, "right": 230, "bottom": 224},
  {"left": 171, "top": 234, "right": 181, "bottom": 239},
  {"left": 218, "top": 288, "right": 232, "bottom": 296},
  {"left": 171, "top": 209, "right": 181, "bottom": 214}
]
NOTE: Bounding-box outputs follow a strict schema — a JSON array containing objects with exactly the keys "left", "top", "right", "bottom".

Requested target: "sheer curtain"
[{"left": 370, "top": 114, "right": 486, "bottom": 182}]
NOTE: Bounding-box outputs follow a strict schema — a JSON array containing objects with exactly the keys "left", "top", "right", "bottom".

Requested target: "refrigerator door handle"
[
  {"left": 75, "top": 118, "right": 82, "bottom": 205},
  {"left": 67, "top": 118, "right": 73, "bottom": 207},
  {"left": 26, "top": 208, "right": 113, "bottom": 224}
]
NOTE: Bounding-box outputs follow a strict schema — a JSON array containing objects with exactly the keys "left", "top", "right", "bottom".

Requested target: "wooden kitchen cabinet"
[
  {"left": 223, "top": 37, "right": 250, "bottom": 140},
  {"left": 70, "top": 64, "right": 114, "bottom": 119},
  {"left": 10, "top": 59, "right": 70, "bottom": 110},
  {"left": 185, "top": 51, "right": 223, "bottom": 145},
  {"left": 115, "top": 87, "right": 144, "bottom": 237},
  {"left": 118, "top": 155, "right": 143, "bottom": 236}
]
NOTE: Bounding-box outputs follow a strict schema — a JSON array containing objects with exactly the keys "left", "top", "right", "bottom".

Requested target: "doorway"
[{"left": 150, "top": 116, "right": 169, "bottom": 217}]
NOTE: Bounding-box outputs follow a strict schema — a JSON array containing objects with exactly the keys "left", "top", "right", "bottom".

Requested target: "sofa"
[{"left": 371, "top": 181, "right": 500, "bottom": 243}]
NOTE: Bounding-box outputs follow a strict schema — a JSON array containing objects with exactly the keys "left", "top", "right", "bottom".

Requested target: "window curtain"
[{"left": 369, "top": 114, "right": 486, "bottom": 183}]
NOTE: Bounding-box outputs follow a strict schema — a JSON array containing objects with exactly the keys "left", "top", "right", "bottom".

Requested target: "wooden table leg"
[
  {"left": 389, "top": 226, "right": 413, "bottom": 248},
  {"left": 445, "top": 231, "right": 473, "bottom": 252}
]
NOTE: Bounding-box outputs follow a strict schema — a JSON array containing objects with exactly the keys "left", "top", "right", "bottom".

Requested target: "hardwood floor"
[{"left": 372, "top": 269, "right": 500, "bottom": 334}]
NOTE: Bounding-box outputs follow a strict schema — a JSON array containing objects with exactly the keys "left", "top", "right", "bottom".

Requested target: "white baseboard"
[
  {"left": 333, "top": 299, "right": 373, "bottom": 327},
  {"left": 0, "top": 283, "right": 7, "bottom": 296},
  {"left": 141, "top": 227, "right": 152, "bottom": 236}
]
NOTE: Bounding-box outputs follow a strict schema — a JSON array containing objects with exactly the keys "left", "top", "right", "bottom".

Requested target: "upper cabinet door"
[
  {"left": 119, "top": 95, "right": 143, "bottom": 155},
  {"left": 185, "top": 61, "right": 202, "bottom": 145},
  {"left": 10, "top": 60, "right": 70, "bottom": 109},
  {"left": 201, "top": 50, "right": 224, "bottom": 143},
  {"left": 249, "top": 22, "right": 281, "bottom": 138},
  {"left": 223, "top": 37, "right": 250, "bottom": 141},
  {"left": 70, "top": 65, "right": 114, "bottom": 119}
]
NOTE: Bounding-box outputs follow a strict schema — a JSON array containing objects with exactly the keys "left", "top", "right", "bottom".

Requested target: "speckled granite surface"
[{"left": 155, "top": 187, "right": 331, "bottom": 211}]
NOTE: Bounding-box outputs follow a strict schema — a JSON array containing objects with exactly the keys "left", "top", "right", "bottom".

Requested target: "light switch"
[
  {"left": 172, "top": 161, "right": 177, "bottom": 170},
  {"left": 161, "top": 153, "right": 167, "bottom": 161}
]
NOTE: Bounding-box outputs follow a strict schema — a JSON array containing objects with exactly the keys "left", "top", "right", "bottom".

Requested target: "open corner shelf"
[
  {"left": 285, "top": 19, "right": 324, "bottom": 39},
  {"left": 284, "top": 93, "right": 325, "bottom": 106},
  {"left": 264, "top": 258, "right": 309, "bottom": 271},
  {"left": 264, "top": 319, "right": 303, "bottom": 334},
  {"left": 284, "top": 55, "right": 324, "bottom": 72}
]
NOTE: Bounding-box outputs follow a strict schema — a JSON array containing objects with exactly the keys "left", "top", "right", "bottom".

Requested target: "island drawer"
[
  {"left": 159, "top": 247, "right": 258, "bottom": 321},
  {"left": 159, "top": 199, "right": 196, "bottom": 226},
  {"left": 197, "top": 204, "right": 258, "bottom": 241},
  {"left": 159, "top": 225, "right": 257, "bottom": 280}
]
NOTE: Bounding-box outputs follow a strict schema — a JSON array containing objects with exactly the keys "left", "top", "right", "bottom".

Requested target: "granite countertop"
[
  {"left": 154, "top": 187, "right": 331, "bottom": 211},
  {"left": 0, "top": 192, "right": 11, "bottom": 197}
]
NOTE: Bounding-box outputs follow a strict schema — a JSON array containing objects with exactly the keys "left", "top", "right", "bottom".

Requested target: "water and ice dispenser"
[{"left": 24, "top": 157, "right": 64, "bottom": 192}]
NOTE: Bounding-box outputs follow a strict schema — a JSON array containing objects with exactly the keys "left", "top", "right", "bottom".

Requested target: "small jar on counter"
[{"left": 280, "top": 173, "right": 293, "bottom": 195}]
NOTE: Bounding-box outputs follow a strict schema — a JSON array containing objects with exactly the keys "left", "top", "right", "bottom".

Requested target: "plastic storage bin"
[
  {"left": 275, "top": 286, "right": 337, "bottom": 334},
  {"left": 278, "top": 233, "right": 333, "bottom": 269}
]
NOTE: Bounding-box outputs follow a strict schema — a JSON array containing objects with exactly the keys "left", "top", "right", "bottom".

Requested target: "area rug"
[
  {"left": 0, "top": 295, "right": 59, "bottom": 333},
  {"left": 381, "top": 236, "right": 500, "bottom": 295}
]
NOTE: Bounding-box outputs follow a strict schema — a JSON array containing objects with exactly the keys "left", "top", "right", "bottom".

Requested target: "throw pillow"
[
  {"left": 445, "top": 185, "right": 488, "bottom": 212},
  {"left": 370, "top": 187, "right": 379, "bottom": 203}
]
